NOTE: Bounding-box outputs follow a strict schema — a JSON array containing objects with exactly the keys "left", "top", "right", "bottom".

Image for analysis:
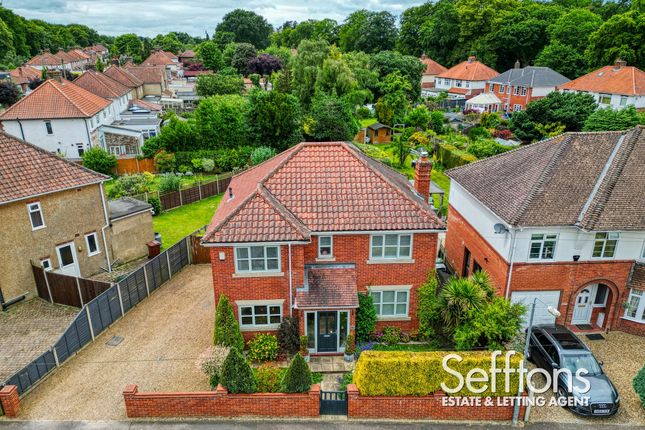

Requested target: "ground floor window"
[
  {"left": 370, "top": 287, "right": 410, "bottom": 318},
  {"left": 624, "top": 289, "right": 645, "bottom": 322},
  {"left": 238, "top": 302, "right": 282, "bottom": 328}
]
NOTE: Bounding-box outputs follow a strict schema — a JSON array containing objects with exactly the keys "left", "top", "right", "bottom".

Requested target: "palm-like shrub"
[
  {"left": 470, "top": 270, "right": 495, "bottom": 300},
  {"left": 439, "top": 277, "right": 486, "bottom": 332}
]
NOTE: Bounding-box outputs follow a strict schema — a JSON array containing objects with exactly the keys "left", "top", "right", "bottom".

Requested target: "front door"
[
  {"left": 572, "top": 287, "right": 594, "bottom": 324},
  {"left": 56, "top": 242, "right": 80, "bottom": 277},
  {"left": 317, "top": 311, "right": 338, "bottom": 353}
]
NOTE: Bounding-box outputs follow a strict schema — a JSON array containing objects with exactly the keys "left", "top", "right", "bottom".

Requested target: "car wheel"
[{"left": 557, "top": 387, "right": 570, "bottom": 408}]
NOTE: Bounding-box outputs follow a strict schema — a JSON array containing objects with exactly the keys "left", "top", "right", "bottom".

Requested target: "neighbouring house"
[
  {"left": 104, "top": 64, "right": 145, "bottom": 99},
  {"left": 486, "top": 62, "right": 570, "bottom": 112},
  {"left": 26, "top": 50, "right": 67, "bottom": 71},
  {"left": 0, "top": 132, "right": 155, "bottom": 304},
  {"left": 9, "top": 65, "right": 41, "bottom": 94},
  {"left": 142, "top": 50, "right": 183, "bottom": 79},
  {"left": 84, "top": 44, "right": 109, "bottom": 62},
  {"left": 433, "top": 56, "right": 499, "bottom": 100},
  {"left": 557, "top": 59, "right": 645, "bottom": 109},
  {"left": 74, "top": 70, "right": 132, "bottom": 118},
  {"left": 66, "top": 49, "right": 92, "bottom": 70},
  {"left": 124, "top": 64, "right": 168, "bottom": 97},
  {"left": 202, "top": 142, "right": 445, "bottom": 353},
  {"left": 355, "top": 122, "right": 393, "bottom": 144},
  {"left": 179, "top": 49, "right": 196, "bottom": 64},
  {"left": 0, "top": 72, "right": 113, "bottom": 159},
  {"left": 444, "top": 126, "right": 645, "bottom": 336},
  {"left": 420, "top": 54, "right": 448, "bottom": 97}
]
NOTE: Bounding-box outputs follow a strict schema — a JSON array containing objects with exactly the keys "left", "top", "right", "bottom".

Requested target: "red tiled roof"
[
  {"left": 142, "top": 51, "right": 175, "bottom": 66},
  {"left": 124, "top": 65, "right": 165, "bottom": 84},
  {"left": 204, "top": 142, "right": 445, "bottom": 244},
  {"left": 10, "top": 66, "right": 41, "bottom": 85},
  {"left": 129, "top": 99, "right": 162, "bottom": 111},
  {"left": 74, "top": 70, "right": 131, "bottom": 99},
  {"left": 0, "top": 79, "right": 110, "bottom": 120},
  {"left": 86, "top": 44, "right": 108, "bottom": 54},
  {"left": 27, "top": 51, "right": 64, "bottom": 67},
  {"left": 184, "top": 70, "right": 212, "bottom": 77},
  {"left": 104, "top": 65, "right": 144, "bottom": 88},
  {"left": 558, "top": 64, "right": 645, "bottom": 96},
  {"left": 67, "top": 49, "right": 91, "bottom": 61},
  {"left": 421, "top": 82, "right": 436, "bottom": 89},
  {"left": 0, "top": 131, "right": 108, "bottom": 204},
  {"left": 179, "top": 50, "right": 196, "bottom": 58},
  {"left": 421, "top": 55, "right": 447, "bottom": 76},
  {"left": 437, "top": 56, "right": 499, "bottom": 81},
  {"left": 295, "top": 264, "right": 359, "bottom": 309}
]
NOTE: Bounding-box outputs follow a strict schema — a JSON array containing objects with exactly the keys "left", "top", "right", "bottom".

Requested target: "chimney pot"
[
  {"left": 614, "top": 58, "right": 626, "bottom": 69},
  {"left": 468, "top": 56, "right": 476, "bottom": 63},
  {"left": 514, "top": 59, "right": 520, "bottom": 69},
  {"left": 50, "top": 69, "right": 63, "bottom": 83}
]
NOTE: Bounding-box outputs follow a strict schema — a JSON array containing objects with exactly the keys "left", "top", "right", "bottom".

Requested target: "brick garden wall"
[
  {"left": 346, "top": 384, "right": 524, "bottom": 421},
  {"left": 122, "top": 384, "right": 320, "bottom": 418},
  {"left": 0, "top": 385, "right": 20, "bottom": 418}
]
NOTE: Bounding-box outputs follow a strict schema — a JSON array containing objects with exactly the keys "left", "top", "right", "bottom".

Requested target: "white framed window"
[
  {"left": 528, "top": 233, "right": 558, "bottom": 260},
  {"left": 44, "top": 121, "right": 53, "bottom": 135},
  {"left": 85, "top": 232, "right": 100, "bottom": 256},
  {"left": 619, "top": 96, "right": 628, "bottom": 106},
  {"left": 513, "top": 104, "right": 522, "bottom": 111},
  {"left": 456, "top": 80, "right": 463, "bottom": 88},
  {"left": 370, "top": 286, "right": 411, "bottom": 318},
  {"left": 499, "top": 84, "right": 505, "bottom": 94},
  {"left": 238, "top": 301, "right": 282, "bottom": 328},
  {"left": 318, "top": 236, "right": 333, "bottom": 258},
  {"left": 521, "top": 87, "right": 527, "bottom": 96},
  {"left": 465, "top": 81, "right": 470, "bottom": 88},
  {"left": 235, "top": 245, "right": 280, "bottom": 272},
  {"left": 624, "top": 289, "right": 645, "bottom": 323},
  {"left": 598, "top": 93, "right": 611, "bottom": 105},
  {"left": 370, "top": 234, "right": 412, "bottom": 259},
  {"left": 593, "top": 284, "right": 609, "bottom": 307},
  {"left": 513, "top": 86, "right": 519, "bottom": 95},
  {"left": 108, "top": 146, "right": 126, "bottom": 156},
  {"left": 490, "top": 83, "right": 495, "bottom": 92},
  {"left": 27, "top": 202, "right": 45, "bottom": 230},
  {"left": 41, "top": 258, "right": 52, "bottom": 271},
  {"left": 592, "top": 232, "right": 619, "bottom": 258},
  {"left": 506, "top": 85, "right": 511, "bottom": 94}
]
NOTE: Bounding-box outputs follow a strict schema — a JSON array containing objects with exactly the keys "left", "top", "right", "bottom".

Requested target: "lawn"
[{"left": 153, "top": 194, "right": 222, "bottom": 249}]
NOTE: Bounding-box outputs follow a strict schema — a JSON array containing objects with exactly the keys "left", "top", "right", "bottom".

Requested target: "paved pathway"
[
  {"left": 8, "top": 265, "right": 214, "bottom": 421},
  {"left": 309, "top": 356, "right": 354, "bottom": 373}
]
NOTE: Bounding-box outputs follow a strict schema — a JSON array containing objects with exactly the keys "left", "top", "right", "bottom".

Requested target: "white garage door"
[{"left": 510, "top": 291, "right": 561, "bottom": 327}]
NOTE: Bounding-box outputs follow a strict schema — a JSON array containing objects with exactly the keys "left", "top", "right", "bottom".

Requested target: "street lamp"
[{"left": 512, "top": 297, "right": 561, "bottom": 425}]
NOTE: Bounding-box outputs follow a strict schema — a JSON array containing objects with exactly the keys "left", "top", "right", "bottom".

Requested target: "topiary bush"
[
  {"left": 213, "top": 294, "right": 244, "bottom": 351},
  {"left": 220, "top": 347, "right": 257, "bottom": 393},
  {"left": 281, "top": 353, "right": 312, "bottom": 393},
  {"left": 356, "top": 293, "right": 377, "bottom": 342},
  {"left": 82, "top": 147, "right": 117, "bottom": 175},
  {"left": 247, "top": 333, "right": 279, "bottom": 362},
  {"left": 278, "top": 316, "right": 300, "bottom": 355},
  {"left": 633, "top": 363, "right": 645, "bottom": 409}
]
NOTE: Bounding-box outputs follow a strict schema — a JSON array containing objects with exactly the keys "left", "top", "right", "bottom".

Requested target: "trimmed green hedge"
[
  {"left": 175, "top": 147, "right": 254, "bottom": 173},
  {"left": 353, "top": 351, "right": 522, "bottom": 397},
  {"left": 436, "top": 143, "right": 478, "bottom": 169},
  {"left": 634, "top": 363, "right": 645, "bottom": 409}
]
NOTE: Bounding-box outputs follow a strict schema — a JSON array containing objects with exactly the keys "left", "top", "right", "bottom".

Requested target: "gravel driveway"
[
  {"left": 529, "top": 331, "right": 645, "bottom": 426},
  {"left": 15, "top": 265, "right": 214, "bottom": 420}
]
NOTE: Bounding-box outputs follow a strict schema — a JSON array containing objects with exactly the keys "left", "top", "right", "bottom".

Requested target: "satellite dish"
[{"left": 494, "top": 223, "right": 509, "bottom": 234}]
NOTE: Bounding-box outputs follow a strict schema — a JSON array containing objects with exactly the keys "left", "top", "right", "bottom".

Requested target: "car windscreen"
[{"left": 562, "top": 354, "right": 602, "bottom": 376}]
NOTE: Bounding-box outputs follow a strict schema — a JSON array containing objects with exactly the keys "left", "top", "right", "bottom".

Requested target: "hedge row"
[
  {"left": 436, "top": 143, "right": 478, "bottom": 169},
  {"left": 353, "top": 351, "right": 523, "bottom": 397},
  {"left": 175, "top": 147, "right": 254, "bottom": 172},
  {"left": 634, "top": 362, "right": 645, "bottom": 409}
]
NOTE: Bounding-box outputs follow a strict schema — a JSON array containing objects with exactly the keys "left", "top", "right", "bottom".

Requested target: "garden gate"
[{"left": 320, "top": 390, "right": 347, "bottom": 415}]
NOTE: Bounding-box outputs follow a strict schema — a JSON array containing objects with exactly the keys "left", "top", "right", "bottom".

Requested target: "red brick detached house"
[
  {"left": 203, "top": 142, "right": 444, "bottom": 353},
  {"left": 444, "top": 126, "right": 645, "bottom": 336}
]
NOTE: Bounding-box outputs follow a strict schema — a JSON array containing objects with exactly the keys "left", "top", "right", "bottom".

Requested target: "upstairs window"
[
  {"left": 513, "top": 86, "right": 519, "bottom": 95},
  {"left": 45, "top": 121, "right": 53, "bottom": 135},
  {"left": 521, "top": 87, "right": 527, "bottom": 96},
  {"left": 528, "top": 233, "right": 557, "bottom": 260},
  {"left": 499, "top": 85, "right": 505, "bottom": 94},
  {"left": 598, "top": 94, "right": 611, "bottom": 105},
  {"left": 318, "top": 236, "right": 333, "bottom": 258},
  {"left": 592, "top": 232, "right": 619, "bottom": 258},
  {"left": 235, "top": 246, "right": 280, "bottom": 272},
  {"left": 371, "top": 234, "right": 412, "bottom": 259},
  {"left": 490, "top": 83, "right": 495, "bottom": 92},
  {"left": 27, "top": 202, "right": 45, "bottom": 230}
]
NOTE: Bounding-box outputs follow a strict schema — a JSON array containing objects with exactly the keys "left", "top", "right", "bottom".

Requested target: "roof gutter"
[
  {"left": 201, "top": 240, "right": 311, "bottom": 248},
  {"left": 0, "top": 180, "right": 106, "bottom": 207}
]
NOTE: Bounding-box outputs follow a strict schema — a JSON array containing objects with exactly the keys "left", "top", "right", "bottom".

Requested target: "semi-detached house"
[
  {"left": 203, "top": 142, "right": 445, "bottom": 354},
  {"left": 444, "top": 126, "right": 645, "bottom": 336}
]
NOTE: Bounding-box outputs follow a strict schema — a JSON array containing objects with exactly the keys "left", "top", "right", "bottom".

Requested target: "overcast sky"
[{"left": 2, "top": 0, "right": 424, "bottom": 37}]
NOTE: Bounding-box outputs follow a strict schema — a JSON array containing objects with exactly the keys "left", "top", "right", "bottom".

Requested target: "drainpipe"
[
  {"left": 17, "top": 118, "right": 25, "bottom": 140},
  {"left": 84, "top": 118, "right": 92, "bottom": 148},
  {"left": 504, "top": 228, "right": 517, "bottom": 300},
  {"left": 99, "top": 183, "right": 113, "bottom": 273},
  {"left": 288, "top": 243, "right": 293, "bottom": 317}
]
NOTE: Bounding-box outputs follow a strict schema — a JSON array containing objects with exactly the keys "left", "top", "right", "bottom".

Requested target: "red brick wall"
[
  {"left": 615, "top": 318, "right": 645, "bottom": 336},
  {"left": 486, "top": 83, "right": 537, "bottom": 110},
  {"left": 123, "top": 384, "right": 320, "bottom": 418},
  {"left": 346, "top": 385, "right": 524, "bottom": 421},
  {"left": 0, "top": 385, "right": 20, "bottom": 418},
  {"left": 211, "top": 233, "right": 438, "bottom": 337}
]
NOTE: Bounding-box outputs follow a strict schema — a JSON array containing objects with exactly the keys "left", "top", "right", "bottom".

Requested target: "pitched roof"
[
  {"left": 466, "top": 92, "right": 501, "bottom": 105},
  {"left": 124, "top": 65, "right": 165, "bottom": 84},
  {"left": 447, "top": 126, "right": 645, "bottom": 230},
  {"left": 204, "top": 142, "right": 445, "bottom": 244},
  {"left": 27, "top": 51, "right": 64, "bottom": 67},
  {"left": 10, "top": 66, "right": 41, "bottom": 85},
  {"left": 420, "top": 55, "right": 447, "bottom": 76},
  {"left": 104, "top": 65, "right": 144, "bottom": 88},
  {"left": 179, "top": 50, "right": 196, "bottom": 58},
  {"left": 0, "top": 131, "right": 108, "bottom": 205},
  {"left": 295, "top": 264, "right": 359, "bottom": 309},
  {"left": 437, "top": 56, "right": 499, "bottom": 81},
  {"left": 86, "top": 44, "right": 108, "bottom": 53},
  {"left": 67, "top": 49, "right": 91, "bottom": 61},
  {"left": 142, "top": 51, "right": 175, "bottom": 66},
  {"left": 74, "top": 70, "right": 131, "bottom": 99},
  {"left": 0, "top": 78, "right": 110, "bottom": 120},
  {"left": 489, "top": 66, "right": 569, "bottom": 88},
  {"left": 367, "top": 122, "right": 391, "bottom": 131},
  {"left": 129, "top": 99, "right": 162, "bottom": 111},
  {"left": 558, "top": 63, "right": 645, "bottom": 96}
]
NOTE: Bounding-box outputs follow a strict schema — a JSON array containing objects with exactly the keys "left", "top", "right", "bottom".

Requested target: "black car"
[{"left": 527, "top": 324, "right": 619, "bottom": 416}]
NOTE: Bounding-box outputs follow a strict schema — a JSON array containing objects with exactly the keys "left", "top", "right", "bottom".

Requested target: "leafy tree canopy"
[{"left": 216, "top": 9, "right": 273, "bottom": 49}]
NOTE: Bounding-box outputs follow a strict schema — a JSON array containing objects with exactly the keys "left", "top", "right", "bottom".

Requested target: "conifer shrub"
[
  {"left": 213, "top": 294, "right": 244, "bottom": 351},
  {"left": 281, "top": 353, "right": 312, "bottom": 393},
  {"left": 219, "top": 347, "right": 257, "bottom": 393}
]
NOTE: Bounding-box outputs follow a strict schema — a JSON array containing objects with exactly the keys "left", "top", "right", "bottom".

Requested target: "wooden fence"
[
  {"left": 115, "top": 157, "right": 156, "bottom": 175},
  {"left": 32, "top": 266, "right": 113, "bottom": 308},
  {"left": 157, "top": 173, "right": 233, "bottom": 211}
]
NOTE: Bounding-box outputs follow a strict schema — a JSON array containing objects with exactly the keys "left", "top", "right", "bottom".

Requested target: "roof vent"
[
  {"left": 467, "top": 56, "right": 476, "bottom": 63},
  {"left": 614, "top": 58, "right": 627, "bottom": 70}
]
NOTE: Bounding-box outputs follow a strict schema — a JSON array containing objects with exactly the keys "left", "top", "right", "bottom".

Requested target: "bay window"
[{"left": 235, "top": 245, "right": 280, "bottom": 272}]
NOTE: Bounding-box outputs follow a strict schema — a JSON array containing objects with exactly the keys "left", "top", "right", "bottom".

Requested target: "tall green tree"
[
  {"left": 247, "top": 89, "right": 302, "bottom": 150},
  {"left": 194, "top": 95, "right": 250, "bottom": 149},
  {"left": 585, "top": 10, "right": 645, "bottom": 69},
  {"left": 535, "top": 42, "right": 587, "bottom": 79},
  {"left": 308, "top": 94, "right": 359, "bottom": 141},
  {"left": 290, "top": 39, "right": 330, "bottom": 108},
  {"left": 196, "top": 73, "right": 244, "bottom": 96},
  {"left": 370, "top": 51, "right": 424, "bottom": 100},
  {"left": 215, "top": 9, "right": 273, "bottom": 49},
  {"left": 419, "top": 0, "right": 461, "bottom": 66},
  {"left": 547, "top": 8, "right": 602, "bottom": 52},
  {"left": 339, "top": 10, "right": 398, "bottom": 53},
  {"left": 113, "top": 33, "right": 144, "bottom": 62},
  {"left": 230, "top": 43, "right": 257, "bottom": 75},
  {"left": 397, "top": 2, "right": 435, "bottom": 56},
  {"left": 198, "top": 40, "right": 224, "bottom": 71}
]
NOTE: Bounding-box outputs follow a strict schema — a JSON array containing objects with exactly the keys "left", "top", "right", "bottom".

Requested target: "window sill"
[
  {"left": 240, "top": 324, "right": 280, "bottom": 332},
  {"left": 621, "top": 316, "right": 645, "bottom": 325},
  {"left": 315, "top": 257, "right": 336, "bottom": 262},
  {"left": 31, "top": 225, "right": 46, "bottom": 231},
  {"left": 233, "top": 272, "right": 284, "bottom": 278},
  {"left": 377, "top": 316, "right": 411, "bottom": 322},
  {"left": 87, "top": 252, "right": 101, "bottom": 257},
  {"left": 366, "top": 259, "right": 415, "bottom": 265}
]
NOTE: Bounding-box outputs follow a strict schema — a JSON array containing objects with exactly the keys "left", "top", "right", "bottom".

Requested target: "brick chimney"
[
  {"left": 614, "top": 58, "right": 627, "bottom": 69},
  {"left": 467, "top": 55, "right": 476, "bottom": 63},
  {"left": 50, "top": 69, "right": 62, "bottom": 83},
  {"left": 414, "top": 150, "right": 432, "bottom": 203},
  {"left": 111, "top": 57, "right": 119, "bottom": 66}
]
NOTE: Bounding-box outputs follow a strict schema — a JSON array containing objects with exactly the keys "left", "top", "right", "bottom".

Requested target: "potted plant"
[
  {"left": 299, "top": 335, "right": 310, "bottom": 362},
  {"left": 344, "top": 334, "right": 355, "bottom": 362}
]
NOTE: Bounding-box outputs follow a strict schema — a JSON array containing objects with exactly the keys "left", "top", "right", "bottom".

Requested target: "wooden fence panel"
[
  {"left": 47, "top": 272, "right": 82, "bottom": 308},
  {"left": 31, "top": 265, "right": 111, "bottom": 308},
  {"left": 78, "top": 278, "right": 113, "bottom": 304},
  {"left": 191, "top": 235, "right": 211, "bottom": 264},
  {"left": 32, "top": 265, "right": 50, "bottom": 301},
  {"left": 159, "top": 191, "right": 181, "bottom": 210},
  {"left": 181, "top": 185, "right": 201, "bottom": 205},
  {"left": 115, "top": 158, "right": 156, "bottom": 175}
]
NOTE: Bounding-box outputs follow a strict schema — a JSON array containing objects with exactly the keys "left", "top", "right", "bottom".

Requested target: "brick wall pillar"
[
  {"left": 0, "top": 385, "right": 20, "bottom": 417},
  {"left": 346, "top": 383, "right": 359, "bottom": 418},
  {"left": 122, "top": 383, "right": 139, "bottom": 418}
]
